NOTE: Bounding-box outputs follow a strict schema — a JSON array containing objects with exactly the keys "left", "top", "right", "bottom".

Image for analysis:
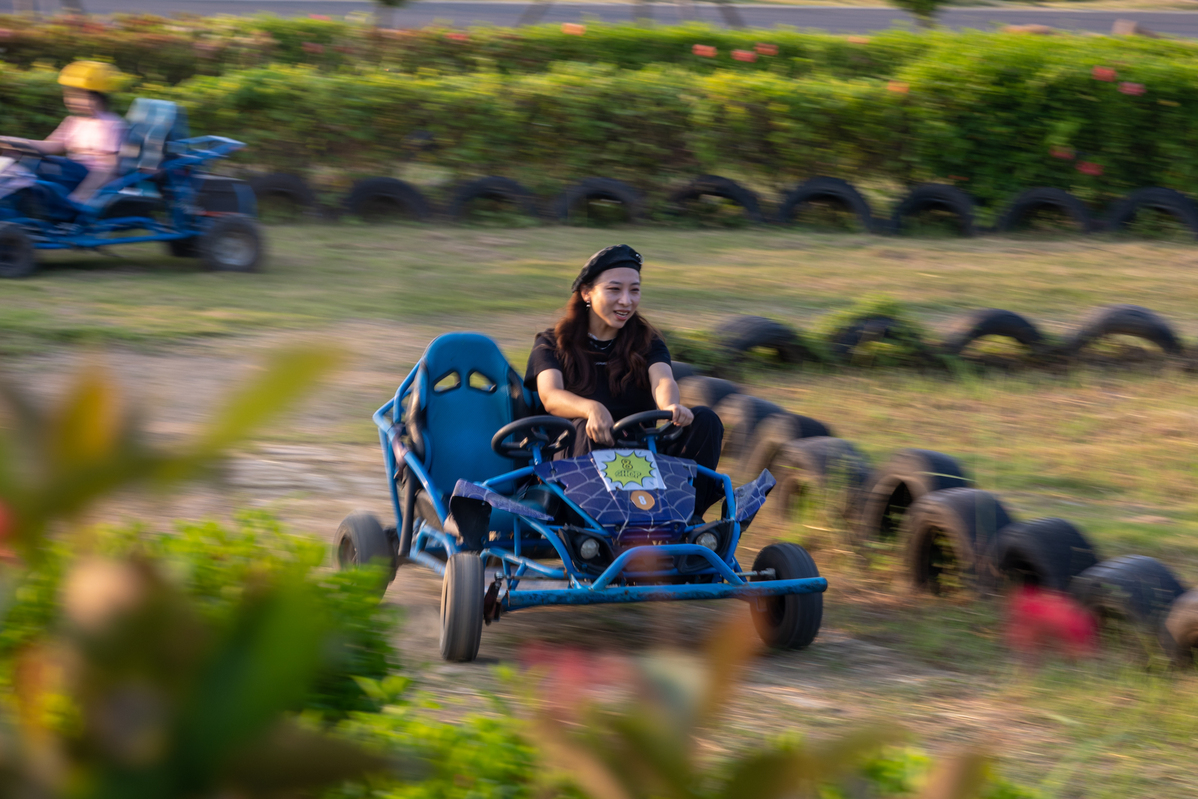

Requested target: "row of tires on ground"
[
  {"left": 671, "top": 366, "right": 1198, "bottom": 667},
  {"left": 247, "top": 172, "right": 1198, "bottom": 236},
  {"left": 707, "top": 305, "right": 1194, "bottom": 370}
]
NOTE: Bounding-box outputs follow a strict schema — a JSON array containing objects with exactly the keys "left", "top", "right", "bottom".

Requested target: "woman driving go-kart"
[{"left": 526, "top": 244, "right": 725, "bottom": 519}]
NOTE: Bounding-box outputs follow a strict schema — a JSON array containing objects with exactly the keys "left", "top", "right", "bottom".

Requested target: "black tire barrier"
[
  {"left": 827, "top": 314, "right": 936, "bottom": 367},
  {"left": 1071, "top": 555, "right": 1187, "bottom": 654},
  {"left": 742, "top": 413, "right": 834, "bottom": 483},
  {"left": 249, "top": 172, "right": 317, "bottom": 216},
  {"left": 890, "top": 183, "right": 976, "bottom": 237},
  {"left": 668, "top": 175, "right": 765, "bottom": 224},
  {"left": 768, "top": 436, "right": 871, "bottom": 528},
  {"left": 713, "top": 394, "right": 786, "bottom": 461},
  {"left": 713, "top": 315, "right": 810, "bottom": 364},
  {"left": 448, "top": 176, "right": 539, "bottom": 222},
  {"left": 1065, "top": 304, "right": 1184, "bottom": 358},
  {"left": 941, "top": 308, "right": 1047, "bottom": 358},
  {"left": 1165, "top": 590, "right": 1198, "bottom": 668},
  {"left": 993, "top": 518, "right": 1100, "bottom": 592},
  {"left": 1106, "top": 187, "right": 1198, "bottom": 239},
  {"left": 670, "top": 360, "right": 697, "bottom": 381},
  {"left": 900, "top": 488, "right": 1014, "bottom": 595},
  {"left": 677, "top": 375, "right": 739, "bottom": 410},
  {"left": 996, "top": 187, "right": 1093, "bottom": 234},
  {"left": 345, "top": 177, "right": 432, "bottom": 222},
  {"left": 777, "top": 176, "right": 875, "bottom": 232},
  {"left": 552, "top": 177, "right": 642, "bottom": 224},
  {"left": 853, "top": 448, "right": 971, "bottom": 544}
]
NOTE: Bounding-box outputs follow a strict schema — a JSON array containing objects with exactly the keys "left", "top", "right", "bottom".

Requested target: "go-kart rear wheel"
[
  {"left": 335, "top": 512, "right": 397, "bottom": 594},
  {"left": 200, "top": 214, "right": 264, "bottom": 272},
  {"left": 750, "top": 543, "right": 823, "bottom": 650},
  {"left": 0, "top": 222, "right": 36, "bottom": 279},
  {"left": 440, "top": 553, "right": 485, "bottom": 662}
]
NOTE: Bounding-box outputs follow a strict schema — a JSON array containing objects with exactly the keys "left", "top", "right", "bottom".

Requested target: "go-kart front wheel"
[
  {"left": 336, "top": 512, "right": 397, "bottom": 594},
  {"left": 440, "top": 553, "right": 484, "bottom": 662},
  {"left": 200, "top": 214, "right": 264, "bottom": 272},
  {"left": 0, "top": 222, "right": 36, "bottom": 279},
  {"left": 750, "top": 542, "right": 823, "bottom": 650}
]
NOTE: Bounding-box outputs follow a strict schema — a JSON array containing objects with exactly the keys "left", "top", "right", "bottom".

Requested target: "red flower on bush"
[
  {"left": 1006, "top": 586, "right": 1097, "bottom": 660},
  {"left": 445, "top": 32, "right": 470, "bottom": 42},
  {"left": 732, "top": 49, "right": 757, "bottom": 63},
  {"left": 309, "top": 13, "right": 331, "bottom": 20},
  {"left": 561, "top": 23, "right": 585, "bottom": 35},
  {"left": 887, "top": 81, "right": 909, "bottom": 94},
  {"left": 0, "top": 28, "right": 12, "bottom": 41},
  {"left": 1076, "top": 161, "right": 1103, "bottom": 176},
  {"left": 301, "top": 41, "right": 324, "bottom": 55},
  {"left": 1050, "top": 146, "right": 1075, "bottom": 160},
  {"left": 1092, "top": 66, "right": 1117, "bottom": 82},
  {"left": 693, "top": 44, "right": 717, "bottom": 58},
  {"left": 755, "top": 42, "right": 778, "bottom": 56},
  {"left": 1119, "top": 81, "right": 1146, "bottom": 96}
]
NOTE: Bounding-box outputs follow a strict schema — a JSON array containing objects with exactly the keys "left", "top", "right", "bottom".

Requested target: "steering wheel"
[
  {"left": 611, "top": 410, "right": 684, "bottom": 446},
  {"left": 0, "top": 137, "right": 43, "bottom": 157},
  {"left": 492, "top": 415, "right": 577, "bottom": 460}
]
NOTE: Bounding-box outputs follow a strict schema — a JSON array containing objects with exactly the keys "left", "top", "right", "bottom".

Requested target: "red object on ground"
[
  {"left": 1006, "top": 586, "right": 1098, "bottom": 659},
  {"left": 1092, "top": 66, "right": 1117, "bottom": 82},
  {"left": 755, "top": 42, "right": 778, "bottom": 56},
  {"left": 1119, "top": 82, "right": 1146, "bottom": 96},
  {"left": 732, "top": 49, "right": 758, "bottom": 63},
  {"left": 301, "top": 42, "right": 324, "bottom": 55},
  {"left": 887, "top": 81, "right": 910, "bottom": 94},
  {"left": 693, "top": 44, "right": 717, "bottom": 58},
  {"left": 561, "top": 23, "right": 586, "bottom": 35},
  {"left": 1050, "top": 146, "right": 1075, "bottom": 160},
  {"left": 1076, "top": 161, "right": 1104, "bottom": 176}
]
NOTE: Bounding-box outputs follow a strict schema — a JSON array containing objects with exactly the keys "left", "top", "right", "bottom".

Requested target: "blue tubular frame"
[
  {"left": 3, "top": 136, "right": 247, "bottom": 250},
  {"left": 373, "top": 362, "right": 828, "bottom": 612}
]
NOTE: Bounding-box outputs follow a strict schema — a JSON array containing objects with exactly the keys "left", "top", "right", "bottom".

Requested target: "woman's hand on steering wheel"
[
  {"left": 585, "top": 401, "right": 615, "bottom": 446},
  {"left": 663, "top": 403, "right": 694, "bottom": 427},
  {"left": 610, "top": 410, "right": 685, "bottom": 446}
]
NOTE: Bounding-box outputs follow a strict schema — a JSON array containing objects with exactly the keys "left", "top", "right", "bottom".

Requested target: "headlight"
[
  {"left": 695, "top": 531, "right": 719, "bottom": 550},
  {"left": 579, "top": 538, "right": 600, "bottom": 560}
]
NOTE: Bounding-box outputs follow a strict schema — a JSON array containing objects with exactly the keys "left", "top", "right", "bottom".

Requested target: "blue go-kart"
[
  {"left": 337, "top": 332, "right": 827, "bottom": 662},
  {"left": 0, "top": 99, "right": 262, "bottom": 279}
]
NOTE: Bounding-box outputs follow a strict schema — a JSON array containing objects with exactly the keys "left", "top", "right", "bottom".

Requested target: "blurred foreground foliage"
[{"left": 2, "top": 26, "right": 1198, "bottom": 207}]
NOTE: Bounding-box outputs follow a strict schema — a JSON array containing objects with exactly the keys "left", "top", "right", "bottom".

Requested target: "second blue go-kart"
[
  {"left": 0, "top": 98, "right": 262, "bottom": 279},
  {"left": 337, "top": 332, "right": 827, "bottom": 662}
]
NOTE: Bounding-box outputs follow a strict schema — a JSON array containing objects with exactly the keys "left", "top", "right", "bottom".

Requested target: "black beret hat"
[{"left": 572, "top": 244, "right": 643, "bottom": 293}]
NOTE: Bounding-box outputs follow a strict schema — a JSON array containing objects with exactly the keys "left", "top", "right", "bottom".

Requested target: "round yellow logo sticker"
[{"left": 630, "top": 490, "right": 656, "bottom": 510}]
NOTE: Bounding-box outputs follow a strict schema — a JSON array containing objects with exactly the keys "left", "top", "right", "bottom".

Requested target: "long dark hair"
[{"left": 554, "top": 289, "right": 661, "bottom": 397}]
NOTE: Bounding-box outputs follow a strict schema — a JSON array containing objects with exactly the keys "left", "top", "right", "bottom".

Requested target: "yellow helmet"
[{"left": 58, "top": 61, "right": 123, "bottom": 94}]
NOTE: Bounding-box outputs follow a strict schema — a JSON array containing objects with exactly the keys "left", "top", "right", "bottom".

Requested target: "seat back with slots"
[
  {"left": 405, "top": 332, "right": 531, "bottom": 499},
  {"left": 120, "top": 99, "right": 189, "bottom": 175}
]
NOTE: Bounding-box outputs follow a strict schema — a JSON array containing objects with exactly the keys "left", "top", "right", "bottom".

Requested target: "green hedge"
[{"left": 4, "top": 30, "right": 1198, "bottom": 207}]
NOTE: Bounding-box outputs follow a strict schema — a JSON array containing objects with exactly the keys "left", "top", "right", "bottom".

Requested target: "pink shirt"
[{"left": 47, "top": 111, "right": 126, "bottom": 174}]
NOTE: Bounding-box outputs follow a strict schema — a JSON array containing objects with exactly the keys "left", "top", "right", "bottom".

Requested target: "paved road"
[{"left": 8, "top": 0, "right": 1198, "bottom": 37}]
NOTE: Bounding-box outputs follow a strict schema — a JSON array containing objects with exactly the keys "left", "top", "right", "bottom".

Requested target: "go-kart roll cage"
[
  {"left": 373, "top": 366, "right": 827, "bottom": 611},
  {"left": 3, "top": 136, "right": 244, "bottom": 250}
]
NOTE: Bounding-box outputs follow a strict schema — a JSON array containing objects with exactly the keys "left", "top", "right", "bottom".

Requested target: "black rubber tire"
[
  {"left": 993, "top": 517, "right": 1100, "bottom": 592},
  {"left": 551, "top": 177, "right": 642, "bottom": 224},
  {"left": 166, "top": 237, "right": 199, "bottom": 258},
  {"left": 1164, "top": 589, "right": 1198, "bottom": 668},
  {"left": 996, "top": 187, "right": 1094, "bottom": 234},
  {"left": 854, "top": 449, "right": 971, "bottom": 544},
  {"left": 335, "top": 511, "right": 397, "bottom": 591},
  {"left": 670, "top": 360, "right": 697, "bottom": 381},
  {"left": 941, "top": 308, "right": 1046, "bottom": 357},
  {"left": 750, "top": 542, "right": 823, "bottom": 650},
  {"left": 777, "top": 176, "right": 875, "bottom": 232},
  {"left": 1071, "top": 555, "right": 1188, "bottom": 653},
  {"left": 741, "top": 413, "right": 835, "bottom": 481},
  {"left": 677, "top": 376, "right": 739, "bottom": 410},
  {"left": 713, "top": 394, "right": 786, "bottom": 461},
  {"left": 713, "top": 315, "right": 809, "bottom": 363},
  {"left": 890, "top": 184, "right": 976, "bottom": 237},
  {"left": 1064, "top": 304, "right": 1183, "bottom": 357},
  {"left": 0, "top": 222, "right": 36, "bottom": 279},
  {"left": 900, "top": 488, "right": 1014, "bottom": 595},
  {"left": 448, "top": 176, "right": 539, "bottom": 222},
  {"left": 440, "top": 552, "right": 485, "bottom": 662},
  {"left": 668, "top": 175, "right": 765, "bottom": 224},
  {"left": 248, "top": 172, "right": 316, "bottom": 214},
  {"left": 769, "top": 436, "right": 871, "bottom": 527},
  {"left": 199, "top": 214, "right": 264, "bottom": 272},
  {"left": 345, "top": 177, "right": 432, "bottom": 222},
  {"left": 1106, "top": 187, "right": 1198, "bottom": 239}
]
